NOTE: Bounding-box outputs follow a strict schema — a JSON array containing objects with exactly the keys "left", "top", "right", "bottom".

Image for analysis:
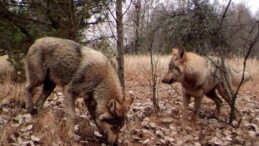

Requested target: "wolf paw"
[
  {"left": 27, "top": 105, "right": 38, "bottom": 115},
  {"left": 69, "top": 132, "right": 81, "bottom": 141},
  {"left": 30, "top": 108, "right": 38, "bottom": 115},
  {"left": 191, "top": 114, "right": 198, "bottom": 121},
  {"left": 212, "top": 108, "right": 220, "bottom": 117}
]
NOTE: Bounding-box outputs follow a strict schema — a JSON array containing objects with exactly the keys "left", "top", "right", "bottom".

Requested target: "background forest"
[{"left": 1, "top": 0, "right": 259, "bottom": 56}]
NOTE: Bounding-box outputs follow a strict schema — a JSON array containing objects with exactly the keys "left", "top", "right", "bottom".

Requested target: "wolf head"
[
  {"left": 96, "top": 96, "right": 133, "bottom": 145},
  {"left": 162, "top": 48, "right": 187, "bottom": 84}
]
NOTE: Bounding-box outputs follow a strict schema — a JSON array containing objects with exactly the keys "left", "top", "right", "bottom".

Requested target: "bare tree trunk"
[
  {"left": 134, "top": 0, "right": 141, "bottom": 54},
  {"left": 116, "top": 0, "right": 125, "bottom": 98},
  {"left": 147, "top": 28, "right": 160, "bottom": 113},
  {"left": 149, "top": 42, "right": 160, "bottom": 113},
  {"left": 229, "top": 23, "right": 259, "bottom": 123}
]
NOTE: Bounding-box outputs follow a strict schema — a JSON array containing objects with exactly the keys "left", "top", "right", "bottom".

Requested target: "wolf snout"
[
  {"left": 108, "top": 141, "right": 118, "bottom": 146},
  {"left": 162, "top": 77, "right": 174, "bottom": 84},
  {"left": 108, "top": 134, "right": 118, "bottom": 146},
  {"left": 100, "top": 132, "right": 118, "bottom": 146},
  {"left": 162, "top": 78, "right": 168, "bottom": 83},
  {"left": 112, "top": 143, "right": 118, "bottom": 146}
]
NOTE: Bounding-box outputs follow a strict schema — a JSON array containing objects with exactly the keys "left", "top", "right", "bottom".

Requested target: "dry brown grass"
[
  {"left": 0, "top": 55, "right": 13, "bottom": 83},
  {"left": 32, "top": 110, "right": 74, "bottom": 145},
  {"left": 125, "top": 55, "right": 259, "bottom": 82},
  {"left": 0, "top": 55, "right": 25, "bottom": 107},
  {"left": 124, "top": 55, "right": 170, "bottom": 81},
  {"left": 228, "top": 57, "right": 259, "bottom": 79}
]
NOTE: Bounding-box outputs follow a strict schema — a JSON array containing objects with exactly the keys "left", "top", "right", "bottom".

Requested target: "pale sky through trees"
[
  {"left": 222, "top": 0, "right": 259, "bottom": 15},
  {"left": 126, "top": 0, "right": 259, "bottom": 16},
  {"left": 246, "top": 0, "right": 259, "bottom": 14},
  {"left": 240, "top": 0, "right": 259, "bottom": 13}
]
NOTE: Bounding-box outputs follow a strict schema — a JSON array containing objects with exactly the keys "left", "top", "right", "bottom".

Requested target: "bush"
[{"left": 7, "top": 53, "right": 26, "bottom": 83}]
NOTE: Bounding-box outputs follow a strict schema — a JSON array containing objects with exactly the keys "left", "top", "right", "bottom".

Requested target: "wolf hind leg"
[
  {"left": 217, "top": 83, "right": 240, "bottom": 117},
  {"left": 206, "top": 89, "right": 223, "bottom": 116},
  {"left": 35, "top": 78, "right": 56, "bottom": 111},
  {"left": 217, "top": 83, "right": 232, "bottom": 105},
  {"left": 64, "top": 87, "right": 80, "bottom": 140}
]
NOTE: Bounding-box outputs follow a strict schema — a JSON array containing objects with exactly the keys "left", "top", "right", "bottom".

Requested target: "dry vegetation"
[
  {"left": 0, "top": 55, "right": 259, "bottom": 146},
  {"left": 0, "top": 55, "right": 12, "bottom": 83}
]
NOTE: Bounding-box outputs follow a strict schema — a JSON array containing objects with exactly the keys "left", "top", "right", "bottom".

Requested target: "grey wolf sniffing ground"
[
  {"left": 25, "top": 37, "right": 133, "bottom": 145},
  {"left": 162, "top": 48, "right": 251, "bottom": 121}
]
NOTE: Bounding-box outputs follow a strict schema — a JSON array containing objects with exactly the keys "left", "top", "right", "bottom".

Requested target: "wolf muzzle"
[{"left": 162, "top": 78, "right": 175, "bottom": 84}]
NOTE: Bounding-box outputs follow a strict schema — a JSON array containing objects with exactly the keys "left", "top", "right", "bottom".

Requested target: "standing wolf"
[
  {"left": 162, "top": 48, "right": 251, "bottom": 121},
  {"left": 25, "top": 37, "right": 133, "bottom": 145}
]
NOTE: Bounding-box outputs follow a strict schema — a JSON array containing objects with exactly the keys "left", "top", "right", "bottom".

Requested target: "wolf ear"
[
  {"left": 108, "top": 99, "right": 117, "bottom": 114},
  {"left": 178, "top": 47, "right": 186, "bottom": 58},
  {"left": 172, "top": 48, "right": 179, "bottom": 55}
]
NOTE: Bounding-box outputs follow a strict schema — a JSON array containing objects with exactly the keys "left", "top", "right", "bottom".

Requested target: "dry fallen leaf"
[
  {"left": 31, "top": 135, "right": 40, "bottom": 142},
  {"left": 20, "top": 124, "right": 33, "bottom": 132},
  {"left": 94, "top": 131, "right": 103, "bottom": 137},
  {"left": 141, "top": 117, "right": 150, "bottom": 128},
  {"left": 149, "top": 122, "right": 156, "bottom": 129},
  {"left": 155, "top": 130, "right": 164, "bottom": 138},
  {"left": 142, "top": 138, "right": 150, "bottom": 145},
  {"left": 164, "top": 136, "right": 175, "bottom": 143},
  {"left": 0, "top": 116, "right": 7, "bottom": 124}
]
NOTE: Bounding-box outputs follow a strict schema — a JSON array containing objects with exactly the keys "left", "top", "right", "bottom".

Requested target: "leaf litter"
[{"left": 0, "top": 77, "right": 258, "bottom": 146}]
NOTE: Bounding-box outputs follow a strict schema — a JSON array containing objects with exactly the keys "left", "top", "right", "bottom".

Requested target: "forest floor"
[{"left": 0, "top": 55, "right": 258, "bottom": 146}]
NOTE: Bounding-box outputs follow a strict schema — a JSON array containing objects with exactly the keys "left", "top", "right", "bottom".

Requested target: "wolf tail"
[{"left": 229, "top": 67, "right": 252, "bottom": 87}]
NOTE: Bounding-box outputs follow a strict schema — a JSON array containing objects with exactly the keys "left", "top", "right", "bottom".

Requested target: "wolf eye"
[
  {"left": 102, "top": 116, "right": 125, "bottom": 131},
  {"left": 169, "top": 66, "right": 174, "bottom": 71},
  {"left": 111, "top": 124, "right": 122, "bottom": 132},
  {"left": 104, "top": 118, "right": 122, "bottom": 125},
  {"left": 174, "top": 67, "right": 180, "bottom": 72},
  {"left": 112, "top": 125, "right": 120, "bottom": 130},
  {"left": 169, "top": 65, "right": 179, "bottom": 72}
]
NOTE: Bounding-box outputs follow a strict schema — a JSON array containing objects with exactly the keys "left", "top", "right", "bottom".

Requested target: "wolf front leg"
[
  {"left": 192, "top": 95, "right": 203, "bottom": 121},
  {"left": 182, "top": 92, "right": 191, "bottom": 122},
  {"left": 35, "top": 78, "right": 56, "bottom": 111},
  {"left": 25, "top": 83, "right": 37, "bottom": 115}
]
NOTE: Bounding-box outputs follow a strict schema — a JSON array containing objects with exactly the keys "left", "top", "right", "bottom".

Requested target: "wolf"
[
  {"left": 25, "top": 37, "right": 133, "bottom": 145},
  {"left": 162, "top": 48, "right": 251, "bottom": 121}
]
